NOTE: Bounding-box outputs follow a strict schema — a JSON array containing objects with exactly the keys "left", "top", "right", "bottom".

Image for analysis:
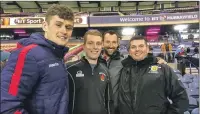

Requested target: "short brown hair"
[
  {"left": 83, "top": 30, "right": 102, "bottom": 44},
  {"left": 45, "top": 4, "right": 74, "bottom": 23},
  {"left": 128, "top": 36, "right": 148, "bottom": 50},
  {"left": 103, "top": 30, "right": 120, "bottom": 41}
]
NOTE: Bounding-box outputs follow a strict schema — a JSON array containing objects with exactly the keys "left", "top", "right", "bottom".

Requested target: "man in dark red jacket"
[{"left": 1, "top": 4, "right": 74, "bottom": 114}]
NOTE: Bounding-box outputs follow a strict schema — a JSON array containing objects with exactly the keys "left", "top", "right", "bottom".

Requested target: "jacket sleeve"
[
  {"left": 105, "top": 72, "right": 114, "bottom": 114},
  {"left": 163, "top": 65, "right": 189, "bottom": 114},
  {"left": 1, "top": 50, "right": 39, "bottom": 114}
]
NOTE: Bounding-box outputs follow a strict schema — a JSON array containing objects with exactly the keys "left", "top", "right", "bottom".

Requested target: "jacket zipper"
[
  {"left": 100, "top": 64, "right": 111, "bottom": 114},
  {"left": 105, "top": 58, "right": 111, "bottom": 114},
  {"left": 133, "top": 62, "right": 138, "bottom": 113},
  {"left": 104, "top": 58, "right": 111, "bottom": 114},
  {"left": 92, "top": 69, "right": 94, "bottom": 76},
  {"left": 87, "top": 59, "right": 110, "bottom": 114},
  {"left": 107, "top": 80, "right": 111, "bottom": 114}
]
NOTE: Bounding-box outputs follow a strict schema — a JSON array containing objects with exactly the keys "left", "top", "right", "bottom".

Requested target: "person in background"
[
  {"left": 118, "top": 36, "right": 189, "bottom": 114},
  {"left": 161, "top": 39, "right": 173, "bottom": 62},
  {"left": 67, "top": 30, "right": 113, "bottom": 114},
  {"left": 1, "top": 4, "right": 74, "bottom": 114},
  {"left": 0, "top": 50, "right": 10, "bottom": 71}
]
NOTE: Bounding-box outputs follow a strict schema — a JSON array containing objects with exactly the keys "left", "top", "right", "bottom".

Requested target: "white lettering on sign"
[
  {"left": 14, "top": 18, "right": 44, "bottom": 24},
  {"left": 167, "top": 15, "right": 198, "bottom": 20}
]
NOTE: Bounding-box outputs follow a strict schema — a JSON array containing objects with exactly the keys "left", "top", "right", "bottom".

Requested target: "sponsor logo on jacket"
[
  {"left": 49, "top": 63, "right": 59, "bottom": 68},
  {"left": 76, "top": 70, "right": 84, "bottom": 77}
]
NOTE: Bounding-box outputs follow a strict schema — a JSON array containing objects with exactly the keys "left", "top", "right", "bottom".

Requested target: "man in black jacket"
[
  {"left": 67, "top": 30, "right": 113, "bottom": 114},
  {"left": 99, "top": 30, "right": 168, "bottom": 114},
  {"left": 118, "top": 36, "right": 189, "bottom": 114}
]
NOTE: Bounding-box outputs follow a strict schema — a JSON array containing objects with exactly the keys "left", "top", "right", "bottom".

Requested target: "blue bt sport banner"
[{"left": 89, "top": 12, "right": 199, "bottom": 24}]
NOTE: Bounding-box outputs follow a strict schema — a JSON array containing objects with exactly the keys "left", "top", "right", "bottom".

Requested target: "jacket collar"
[
  {"left": 45, "top": 39, "right": 69, "bottom": 59},
  {"left": 122, "top": 54, "right": 157, "bottom": 67},
  {"left": 101, "top": 50, "right": 121, "bottom": 60},
  {"left": 110, "top": 50, "right": 121, "bottom": 60},
  {"left": 18, "top": 33, "right": 69, "bottom": 59},
  {"left": 81, "top": 56, "right": 102, "bottom": 66}
]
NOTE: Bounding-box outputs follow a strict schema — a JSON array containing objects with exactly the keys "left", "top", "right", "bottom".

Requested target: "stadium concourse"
[{"left": 0, "top": 1, "right": 199, "bottom": 114}]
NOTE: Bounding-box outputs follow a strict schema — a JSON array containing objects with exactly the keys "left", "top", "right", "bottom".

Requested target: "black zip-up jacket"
[
  {"left": 67, "top": 57, "right": 114, "bottom": 114},
  {"left": 118, "top": 55, "right": 189, "bottom": 114}
]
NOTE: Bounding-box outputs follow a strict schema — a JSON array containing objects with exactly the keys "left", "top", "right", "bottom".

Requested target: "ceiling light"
[
  {"left": 174, "top": 24, "right": 188, "bottom": 31},
  {"left": 122, "top": 28, "right": 135, "bottom": 36}
]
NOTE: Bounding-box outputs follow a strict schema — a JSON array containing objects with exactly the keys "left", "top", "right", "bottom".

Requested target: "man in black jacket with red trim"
[
  {"left": 67, "top": 30, "right": 113, "bottom": 114},
  {"left": 118, "top": 36, "right": 189, "bottom": 114}
]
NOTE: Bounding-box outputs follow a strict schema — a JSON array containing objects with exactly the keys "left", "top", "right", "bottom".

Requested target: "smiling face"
[
  {"left": 103, "top": 33, "right": 119, "bottom": 56},
  {"left": 42, "top": 4, "right": 74, "bottom": 46},
  {"left": 129, "top": 39, "right": 149, "bottom": 61},
  {"left": 84, "top": 34, "right": 102, "bottom": 60},
  {"left": 42, "top": 15, "right": 74, "bottom": 46}
]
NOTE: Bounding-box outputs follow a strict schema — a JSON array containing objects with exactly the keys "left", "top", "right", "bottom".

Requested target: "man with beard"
[
  {"left": 99, "top": 30, "right": 124, "bottom": 114},
  {"left": 99, "top": 30, "right": 167, "bottom": 113}
]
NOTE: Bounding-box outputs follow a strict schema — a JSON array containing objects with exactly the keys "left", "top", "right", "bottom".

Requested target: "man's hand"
[{"left": 156, "top": 57, "right": 167, "bottom": 64}]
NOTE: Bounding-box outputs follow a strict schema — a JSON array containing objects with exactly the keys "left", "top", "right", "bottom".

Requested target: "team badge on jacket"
[
  {"left": 149, "top": 65, "right": 161, "bottom": 73},
  {"left": 99, "top": 72, "right": 106, "bottom": 81}
]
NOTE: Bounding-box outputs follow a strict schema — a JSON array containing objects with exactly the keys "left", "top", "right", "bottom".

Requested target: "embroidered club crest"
[
  {"left": 99, "top": 72, "right": 106, "bottom": 81},
  {"left": 149, "top": 65, "right": 160, "bottom": 73},
  {"left": 151, "top": 66, "right": 158, "bottom": 72}
]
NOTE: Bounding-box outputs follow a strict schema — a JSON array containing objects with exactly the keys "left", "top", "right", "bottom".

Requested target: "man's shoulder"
[
  {"left": 99, "top": 62, "right": 108, "bottom": 69},
  {"left": 110, "top": 57, "right": 124, "bottom": 65},
  {"left": 66, "top": 60, "right": 82, "bottom": 69},
  {"left": 10, "top": 44, "right": 39, "bottom": 59},
  {"left": 22, "top": 45, "right": 55, "bottom": 62},
  {"left": 156, "top": 63, "right": 173, "bottom": 72}
]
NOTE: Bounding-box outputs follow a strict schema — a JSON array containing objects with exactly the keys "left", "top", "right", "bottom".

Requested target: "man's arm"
[
  {"left": 1, "top": 48, "right": 39, "bottom": 114},
  {"left": 163, "top": 65, "right": 189, "bottom": 114}
]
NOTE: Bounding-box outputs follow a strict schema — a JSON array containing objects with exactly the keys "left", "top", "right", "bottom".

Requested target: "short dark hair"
[
  {"left": 128, "top": 36, "right": 148, "bottom": 50},
  {"left": 45, "top": 4, "right": 74, "bottom": 23},
  {"left": 83, "top": 30, "right": 102, "bottom": 44},
  {"left": 103, "top": 30, "right": 120, "bottom": 41}
]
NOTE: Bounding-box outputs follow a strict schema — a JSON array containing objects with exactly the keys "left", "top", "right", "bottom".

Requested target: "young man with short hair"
[
  {"left": 1, "top": 4, "right": 74, "bottom": 114},
  {"left": 67, "top": 30, "right": 113, "bottom": 114}
]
